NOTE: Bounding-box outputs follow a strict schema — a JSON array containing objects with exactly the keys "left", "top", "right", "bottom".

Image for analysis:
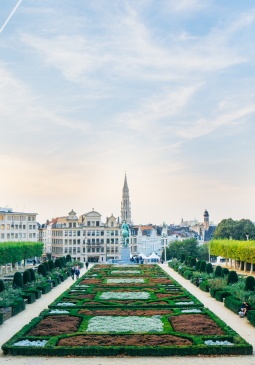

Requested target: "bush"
[
  {"left": 0, "top": 280, "right": 5, "bottom": 293},
  {"left": 180, "top": 254, "right": 185, "bottom": 263},
  {"left": 48, "top": 260, "right": 54, "bottom": 270},
  {"left": 60, "top": 257, "right": 65, "bottom": 267},
  {"left": 199, "top": 261, "right": 206, "bottom": 272},
  {"left": 183, "top": 270, "right": 193, "bottom": 280},
  {"left": 247, "top": 310, "right": 255, "bottom": 327},
  {"left": 199, "top": 280, "right": 209, "bottom": 292},
  {"left": 55, "top": 258, "right": 62, "bottom": 269},
  {"left": 209, "top": 288, "right": 219, "bottom": 298},
  {"left": 215, "top": 266, "right": 222, "bottom": 277},
  {"left": 245, "top": 276, "right": 255, "bottom": 291},
  {"left": 13, "top": 272, "right": 23, "bottom": 288},
  {"left": 222, "top": 268, "right": 229, "bottom": 276},
  {"left": 206, "top": 263, "right": 213, "bottom": 274},
  {"left": 38, "top": 264, "right": 47, "bottom": 277},
  {"left": 196, "top": 260, "right": 201, "bottom": 271},
  {"left": 227, "top": 271, "right": 238, "bottom": 285},
  {"left": 43, "top": 261, "right": 50, "bottom": 272},
  {"left": 215, "top": 290, "right": 231, "bottom": 302},
  {"left": 224, "top": 295, "right": 242, "bottom": 314},
  {"left": 22, "top": 292, "right": 36, "bottom": 304},
  {"left": 28, "top": 268, "right": 36, "bottom": 281},
  {"left": 191, "top": 258, "right": 196, "bottom": 267},
  {"left": 23, "top": 270, "right": 31, "bottom": 285}
]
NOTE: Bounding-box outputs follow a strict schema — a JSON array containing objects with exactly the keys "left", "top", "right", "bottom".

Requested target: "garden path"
[{"left": 1, "top": 264, "right": 255, "bottom": 365}]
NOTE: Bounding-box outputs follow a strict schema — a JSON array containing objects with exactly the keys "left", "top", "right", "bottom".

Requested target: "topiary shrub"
[
  {"left": 227, "top": 270, "right": 238, "bottom": 285},
  {"left": 206, "top": 263, "right": 213, "bottom": 274},
  {"left": 222, "top": 268, "right": 229, "bottom": 276},
  {"left": 28, "top": 268, "right": 36, "bottom": 281},
  {"left": 38, "top": 264, "right": 47, "bottom": 277},
  {"left": 180, "top": 254, "right": 185, "bottom": 263},
  {"left": 23, "top": 270, "right": 31, "bottom": 285},
  {"left": 215, "top": 266, "right": 222, "bottom": 277},
  {"left": 215, "top": 290, "right": 231, "bottom": 302},
  {"left": 199, "top": 280, "right": 209, "bottom": 292},
  {"left": 0, "top": 279, "right": 5, "bottom": 293},
  {"left": 66, "top": 254, "right": 71, "bottom": 262},
  {"left": 245, "top": 276, "right": 255, "bottom": 291},
  {"left": 48, "top": 260, "right": 54, "bottom": 271},
  {"left": 13, "top": 272, "right": 23, "bottom": 288},
  {"left": 43, "top": 261, "right": 50, "bottom": 272},
  {"left": 59, "top": 257, "right": 65, "bottom": 267},
  {"left": 196, "top": 260, "right": 201, "bottom": 271},
  {"left": 199, "top": 261, "right": 206, "bottom": 272},
  {"left": 191, "top": 258, "right": 196, "bottom": 267},
  {"left": 55, "top": 258, "right": 62, "bottom": 269}
]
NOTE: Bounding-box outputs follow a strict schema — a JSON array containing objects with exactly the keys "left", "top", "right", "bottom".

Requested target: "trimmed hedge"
[
  {"left": 247, "top": 310, "right": 255, "bottom": 327},
  {"left": 36, "top": 283, "right": 51, "bottom": 294},
  {"left": 210, "top": 239, "right": 255, "bottom": 264},
  {"left": 245, "top": 276, "right": 255, "bottom": 291},
  {"left": 13, "top": 272, "right": 23, "bottom": 288},
  {"left": 28, "top": 268, "right": 36, "bottom": 281},
  {"left": 0, "top": 242, "right": 43, "bottom": 266},
  {"left": 224, "top": 295, "right": 243, "bottom": 314},
  {"left": 38, "top": 264, "right": 46, "bottom": 277},
  {"left": 227, "top": 271, "right": 238, "bottom": 285},
  {"left": 215, "top": 266, "right": 222, "bottom": 277},
  {"left": 22, "top": 292, "right": 36, "bottom": 304},
  {"left": 215, "top": 291, "right": 231, "bottom": 302},
  {"left": 23, "top": 270, "right": 31, "bottom": 285},
  {"left": 0, "top": 280, "right": 4, "bottom": 293},
  {"left": 199, "top": 280, "right": 209, "bottom": 292}
]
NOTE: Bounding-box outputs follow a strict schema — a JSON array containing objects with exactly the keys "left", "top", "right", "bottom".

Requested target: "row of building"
[{"left": 0, "top": 174, "right": 216, "bottom": 263}]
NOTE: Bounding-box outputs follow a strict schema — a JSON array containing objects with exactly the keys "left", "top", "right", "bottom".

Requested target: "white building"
[
  {"left": 0, "top": 207, "right": 38, "bottom": 243},
  {"left": 130, "top": 225, "right": 162, "bottom": 257}
]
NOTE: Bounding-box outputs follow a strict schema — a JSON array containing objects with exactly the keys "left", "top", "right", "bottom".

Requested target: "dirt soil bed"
[
  {"left": 150, "top": 278, "right": 172, "bottom": 283},
  {"left": 28, "top": 315, "right": 82, "bottom": 336},
  {"left": 78, "top": 309, "right": 173, "bottom": 316},
  {"left": 100, "top": 283, "right": 156, "bottom": 287},
  {"left": 169, "top": 314, "right": 225, "bottom": 336},
  {"left": 71, "top": 294, "right": 96, "bottom": 299},
  {"left": 58, "top": 334, "right": 192, "bottom": 347},
  {"left": 62, "top": 298, "right": 79, "bottom": 302},
  {"left": 142, "top": 301, "right": 169, "bottom": 305},
  {"left": 80, "top": 279, "right": 103, "bottom": 284},
  {"left": 92, "top": 288, "right": 154, "bottom": 292},
  {"left": 156, "top": 293, "right": 184, "bottom": 299}
]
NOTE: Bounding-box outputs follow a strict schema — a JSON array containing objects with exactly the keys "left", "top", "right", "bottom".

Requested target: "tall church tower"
[
  {"left": 203, "top": 209, "right": 209, "bottom": 231},
  {"left": 121, "top": 173, "right": 131, "bottom": 224}
]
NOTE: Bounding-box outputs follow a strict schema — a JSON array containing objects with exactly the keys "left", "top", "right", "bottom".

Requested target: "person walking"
[
  {"left": 75, "top": 266, "right": 80, "bottom": 280},
  {"left": 71, "top": 266, "right": 75, "bottom": 280},
  {"left": 85, "top": 261, "right": 89, "bottom": 270}
]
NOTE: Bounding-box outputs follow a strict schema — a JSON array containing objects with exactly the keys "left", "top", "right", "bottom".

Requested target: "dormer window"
[{"left": 111, "top": 222, "right": 114, "bottom": 227}]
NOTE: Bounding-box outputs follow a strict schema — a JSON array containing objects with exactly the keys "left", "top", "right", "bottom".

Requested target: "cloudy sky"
[{"left": 1, "top": 0, "right": 255, "bottom": 225}]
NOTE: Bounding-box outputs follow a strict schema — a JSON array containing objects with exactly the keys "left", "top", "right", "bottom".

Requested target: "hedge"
[
  {"left": 36, "top": 283, "right": 51, "bottom": 294},
  {"left": 215, "top": 291, "right": 231, "bottom": 302},
  {"left": 224, "top": 295, "right": 243, "bottom": 314},
  {"left": 199, "top": 280, "right": 209, "bottom": 292},
  {"left": 210, "top": 239, "right": 255, "bottom": 264},
  {"left": 0, "top": 242, "right": 43, "bottom": 266},
  {"left": 22, "top": 292, "right": 36, "bottom": 304},
  {"left": 247, "top": 310, "right": 255, "bottom": 327}
]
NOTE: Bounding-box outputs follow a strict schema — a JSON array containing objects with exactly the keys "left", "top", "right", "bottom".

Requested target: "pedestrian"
[
  {"left": 71, "top": 266, "right": 75, "bottom": 280},
  {"left": 75, "top": 267, "right": 80, "bottom": 280},
  {"left": 85, "top": 261, "right": 89, "bottom": 270}
]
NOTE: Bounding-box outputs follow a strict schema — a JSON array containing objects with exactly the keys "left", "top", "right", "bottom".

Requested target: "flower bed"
[{"left": 2, "top": 264, "right": 252, "bottom": 357}]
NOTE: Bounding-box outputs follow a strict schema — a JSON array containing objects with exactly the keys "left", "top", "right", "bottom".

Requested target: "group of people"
[
  {"left": 71, "top": 265, "right": 80, "bottom": 280},
  {"left": 239, "top": 301, "right": 252, "bottom": 317}
]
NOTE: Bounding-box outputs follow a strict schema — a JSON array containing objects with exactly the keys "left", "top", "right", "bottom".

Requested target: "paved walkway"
[{"left": 1, "top": 264, "right": 255, "bottom": 365}]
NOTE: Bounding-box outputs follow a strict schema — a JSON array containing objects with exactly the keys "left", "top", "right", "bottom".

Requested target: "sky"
[{"left": 0, "top": 0, "right": 255, "bottom": 225}]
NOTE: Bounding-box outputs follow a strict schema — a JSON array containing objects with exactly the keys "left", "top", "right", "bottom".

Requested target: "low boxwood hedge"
[
  {"left": 36, "top": 283, "right": 51, "bottom": 294},
  {"left": 22, "top": 292, "right": 36, "bottom": 304},
  {"left": 224, "top": 296, "right": 243, "bottom": 314},
  {"left": 215, "top": 291, "right": 231, "bottom": 302},
  {"left": 199, "top": 281, "right": 209, "bottom": 292},
  {"left": 247, "top": 310, "right": 255, "bottom": 327}
]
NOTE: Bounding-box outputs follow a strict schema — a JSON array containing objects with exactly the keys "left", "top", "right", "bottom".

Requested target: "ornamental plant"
[
  {"left": 222, "top": 268, "right": 229, "bottom": 276},
  {"left": 180, "top": 254, "right": 185, "bottom": 263},
  {"left": 13, "top": 272, "right": 23, "bottom": 288},
  {"left": 43, "top": 262, "right": 50, "bottom": 272},
  {"left": 55, "top": 259, "right": 62, "bottom": 269},
  {"left": 48, "top": 260, "right": 54, "bottom": 271},
  {"left": 196, "top": 260, "right": 201, "bottom": 271},
  {"left": 206, "top": 263, "right": 213, "bottom": 274},
  {"left": 66, "top": 254, "right": 71, "bottom": 263},
  {"left": 199, "top": 261, "right": 206, "bottom": 272},
  {"left": 28, "top": 268, "right": 36, "bottom": 281},
  {"left": 0, "top": 280, "right": 5, "bottom": 293},
  {"left": 245, "top": 276, "right": 255, "bottom": 291},
  {"left": 215, "top": 266, "right": 222, "bottom": 277},
  {"left": 227, "top": 271, "right": 238, "bottom": 285},
  {"left": 38, "top": 264, "right": 47, "bottom": 277},
  {"left": 23, "top": 270, "right": 31, "bottom": 285},
  {"left": 191, "top": 258, "right": 196, "bottom": 267}
]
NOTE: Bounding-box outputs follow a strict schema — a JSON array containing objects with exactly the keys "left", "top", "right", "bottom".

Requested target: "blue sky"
[{"left": 0, "top": 0, "right": 255, "bottom": 225}]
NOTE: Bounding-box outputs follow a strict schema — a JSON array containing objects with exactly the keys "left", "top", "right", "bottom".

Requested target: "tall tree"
[{"left": 214, "top": 218, "right": 255, "bottom": 240}]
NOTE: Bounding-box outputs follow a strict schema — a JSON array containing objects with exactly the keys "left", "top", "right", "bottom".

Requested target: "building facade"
[
  {"left": 0, "top": 207, "right": 38, "bottom": 243},
  {"left": 121, "top": 173, "right": 131, "bottom": 224}
]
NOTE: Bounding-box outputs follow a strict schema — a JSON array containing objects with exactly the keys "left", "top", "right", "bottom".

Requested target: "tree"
[
  {"left": 197, "top": 244, "right": 209, "bottom": 261},
  {"left": 166, "top": 238, "right": 199, "bottom": 260},
  {"left": 214, "top": 218, "right": 255, "bottom": 240}
]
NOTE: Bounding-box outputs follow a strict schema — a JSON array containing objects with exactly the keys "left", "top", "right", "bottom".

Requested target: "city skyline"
[{"left": 1, "top": 0, "right": 255, "bottom": 225}]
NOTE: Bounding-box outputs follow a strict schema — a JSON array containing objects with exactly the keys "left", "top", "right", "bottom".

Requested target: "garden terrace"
[{"left": 2, "top": 264, "right": 252, "bottom": 357}]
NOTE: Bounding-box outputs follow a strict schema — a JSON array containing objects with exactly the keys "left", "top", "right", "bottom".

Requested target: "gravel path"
[{"left": 1, "top": 264, "right": 255, "bottom": 365}]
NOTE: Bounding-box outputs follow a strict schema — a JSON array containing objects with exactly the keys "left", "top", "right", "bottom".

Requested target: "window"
[
  {"left": 7, "top": 233, "right": 10, "bottom": 239},
  {"left": 96, "top": 238, "right": 99, "bottom": 244},
  {"left": 83, "top": 230, "right": 86, "bottom": 236},
  {"left": 77, "top": 247, "right": 80, "bottom": 253},
  {"left": 83, "top": 240, "right": 85, "bottom": 244},
  {"left": 29, "top": 225, "right": 32, "bottom": 230},
  {"left": 15, "top": 225, "right": 18, "bottom": 229},
  {"left": 107, "top": 231, "right": 110, "bottom": 236},
  {"left": 69, "top": 223, "right": 72, "bottom": 228},
  {"left": 92, "top": 230, "right": 95, "bottom": 236},
  {"left": 96, "top": 221, "right": 99, "bottom": 227},
  {"left": 115, "top": 238, "right": 119, "bottom": 244},
  {"left": 96, "top": 230, "right": 99, "bottom": 236},
  {"left": 69, "top": 239, "right": 72, "bottom": 244},
  {"left": 87, "top": 221, "right": 91, "bottom": 227},
  {"left": 32, "top": 216, "right": 35, "bottom": 221},
  {"left": 111, "top": 222, "right": 114, "bottom": 227},
  {"left": 65, "top": 248, "right": 68, "bottom": 253},
  {"left": 73, "top": 248, "right": 76, "bottom": 254},
  {"left": 88, "top": 248, "right": 91, "bottom": 253},
  {"left": 96, "top": 248, "right": 100, "bottom": 252},
  {"left": 1, "top": 224, "right": 4, "bottom": 229},
  {"left": 92, "top": 248, "right": 95, "bottom": 252},
  {"left": 73, "top": 223, "right": 76, "bottom": 228},
  {"left": 92, "top": 239, "right": 95, "bottom": 244},
  {"left": 92, "top": 221, "right": 95, "bottom": 226},
  {"left": 1, "top": 233, "right": 4, "bottom": 239},
  {"left": 107, "top": 239, "right": 110, "bottom": 244},
  {"left": 101, "top": 231, "right": 104, "bottom": 236},
  {"left": 101, "top": 247, "right": 104, "bottom": 252},
  {"left": 101, "top": 239, "right": 104, "bottom": 244},
  {"left": 77, "top": 230, "right": 80, "bottom": 236},
  {"left": 83, "top": 247, "right": 85, "bottom": 253},
  {"left": 69, "top": 247, "right": 72, "bottom": 253},
  {"left": 0, "top": 216, "right": 3, "bottom": 220},
  {"left": 23, "top": 225, "right": 26, "bottom": 229},
  {"left": 7, "top": 224, "right": 10, "bottom": 230},
  {"left": 87, "top": 230, "right": 91, "bottom": 236},
  {"left": 33, "top": 233, "right": 36, "bottom": 238},
  {"left": 73, "top": 230, "right": 76, "bottom": 236},
  {"left": 19, "top": 224, "right": 22, "bottom": 229},
  {"left": 15, "top": 233, "right": 18, "bottom": 238},
  {"left": 19, "top": 233, "right": 22, "bottom": 238},
  {"left": 69, "top": 231, "right": 72, "bottom": 236},
  {"left": 111, "top": 238, "right": 114, "bottom": 244},
  {"left": 23, "top": 233, "right": 26, "bottom": 238},
  {"left": 111, "top": 230, "right": 114, "bottom": 236},
  {"left": 73, "top": 240, "right": 76, "bottom": 244},
  {"left": 77, "top": 239, "right": 80, "bottom": 244},
  {"left": 33, "top": 225, "right": 36, "bottom": 229},
  {"left": 87, "top": 239, "right": 91, "bottom": 244},
  {"left": 28, "top": 216, "right": 31, "bottom": 221},
  {"left": 65, "top": 231, "right": 68, "bottom": 236},
  {"left": 115, "top": 230, "right": 118, "bottom": 236},
  {"left": 11, "top": 233, "right": 14, "bottom": 239},
  {"left": 65, "top": 239, "right": 68, "bottom": 244}
]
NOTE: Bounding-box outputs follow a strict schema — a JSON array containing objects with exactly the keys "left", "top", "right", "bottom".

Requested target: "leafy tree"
[
  {"left": 197, "top": 244, "right": 209, "bottom": 261},
  {"left": 222, "top": 268, "right": 229, "bottom": 276},
  {"left": 165, "top": 238, "right": 199, "bottom": 260},
  {"left": 214, "top": 218, "right": 255, "bottom": 240},
  {"left": 196, "top": 260, "right": 201, "bottom": 271}
]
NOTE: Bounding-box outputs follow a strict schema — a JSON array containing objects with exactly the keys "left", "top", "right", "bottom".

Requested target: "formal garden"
[
  {"left": 0, "top": 243, "right": 83, "bottom": 325},
  {"left": 2, "top": 264, "right": 252, "bottom": 357},
  {"left": 168, "top": 239, "right": 255, "bottom": 328}
]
